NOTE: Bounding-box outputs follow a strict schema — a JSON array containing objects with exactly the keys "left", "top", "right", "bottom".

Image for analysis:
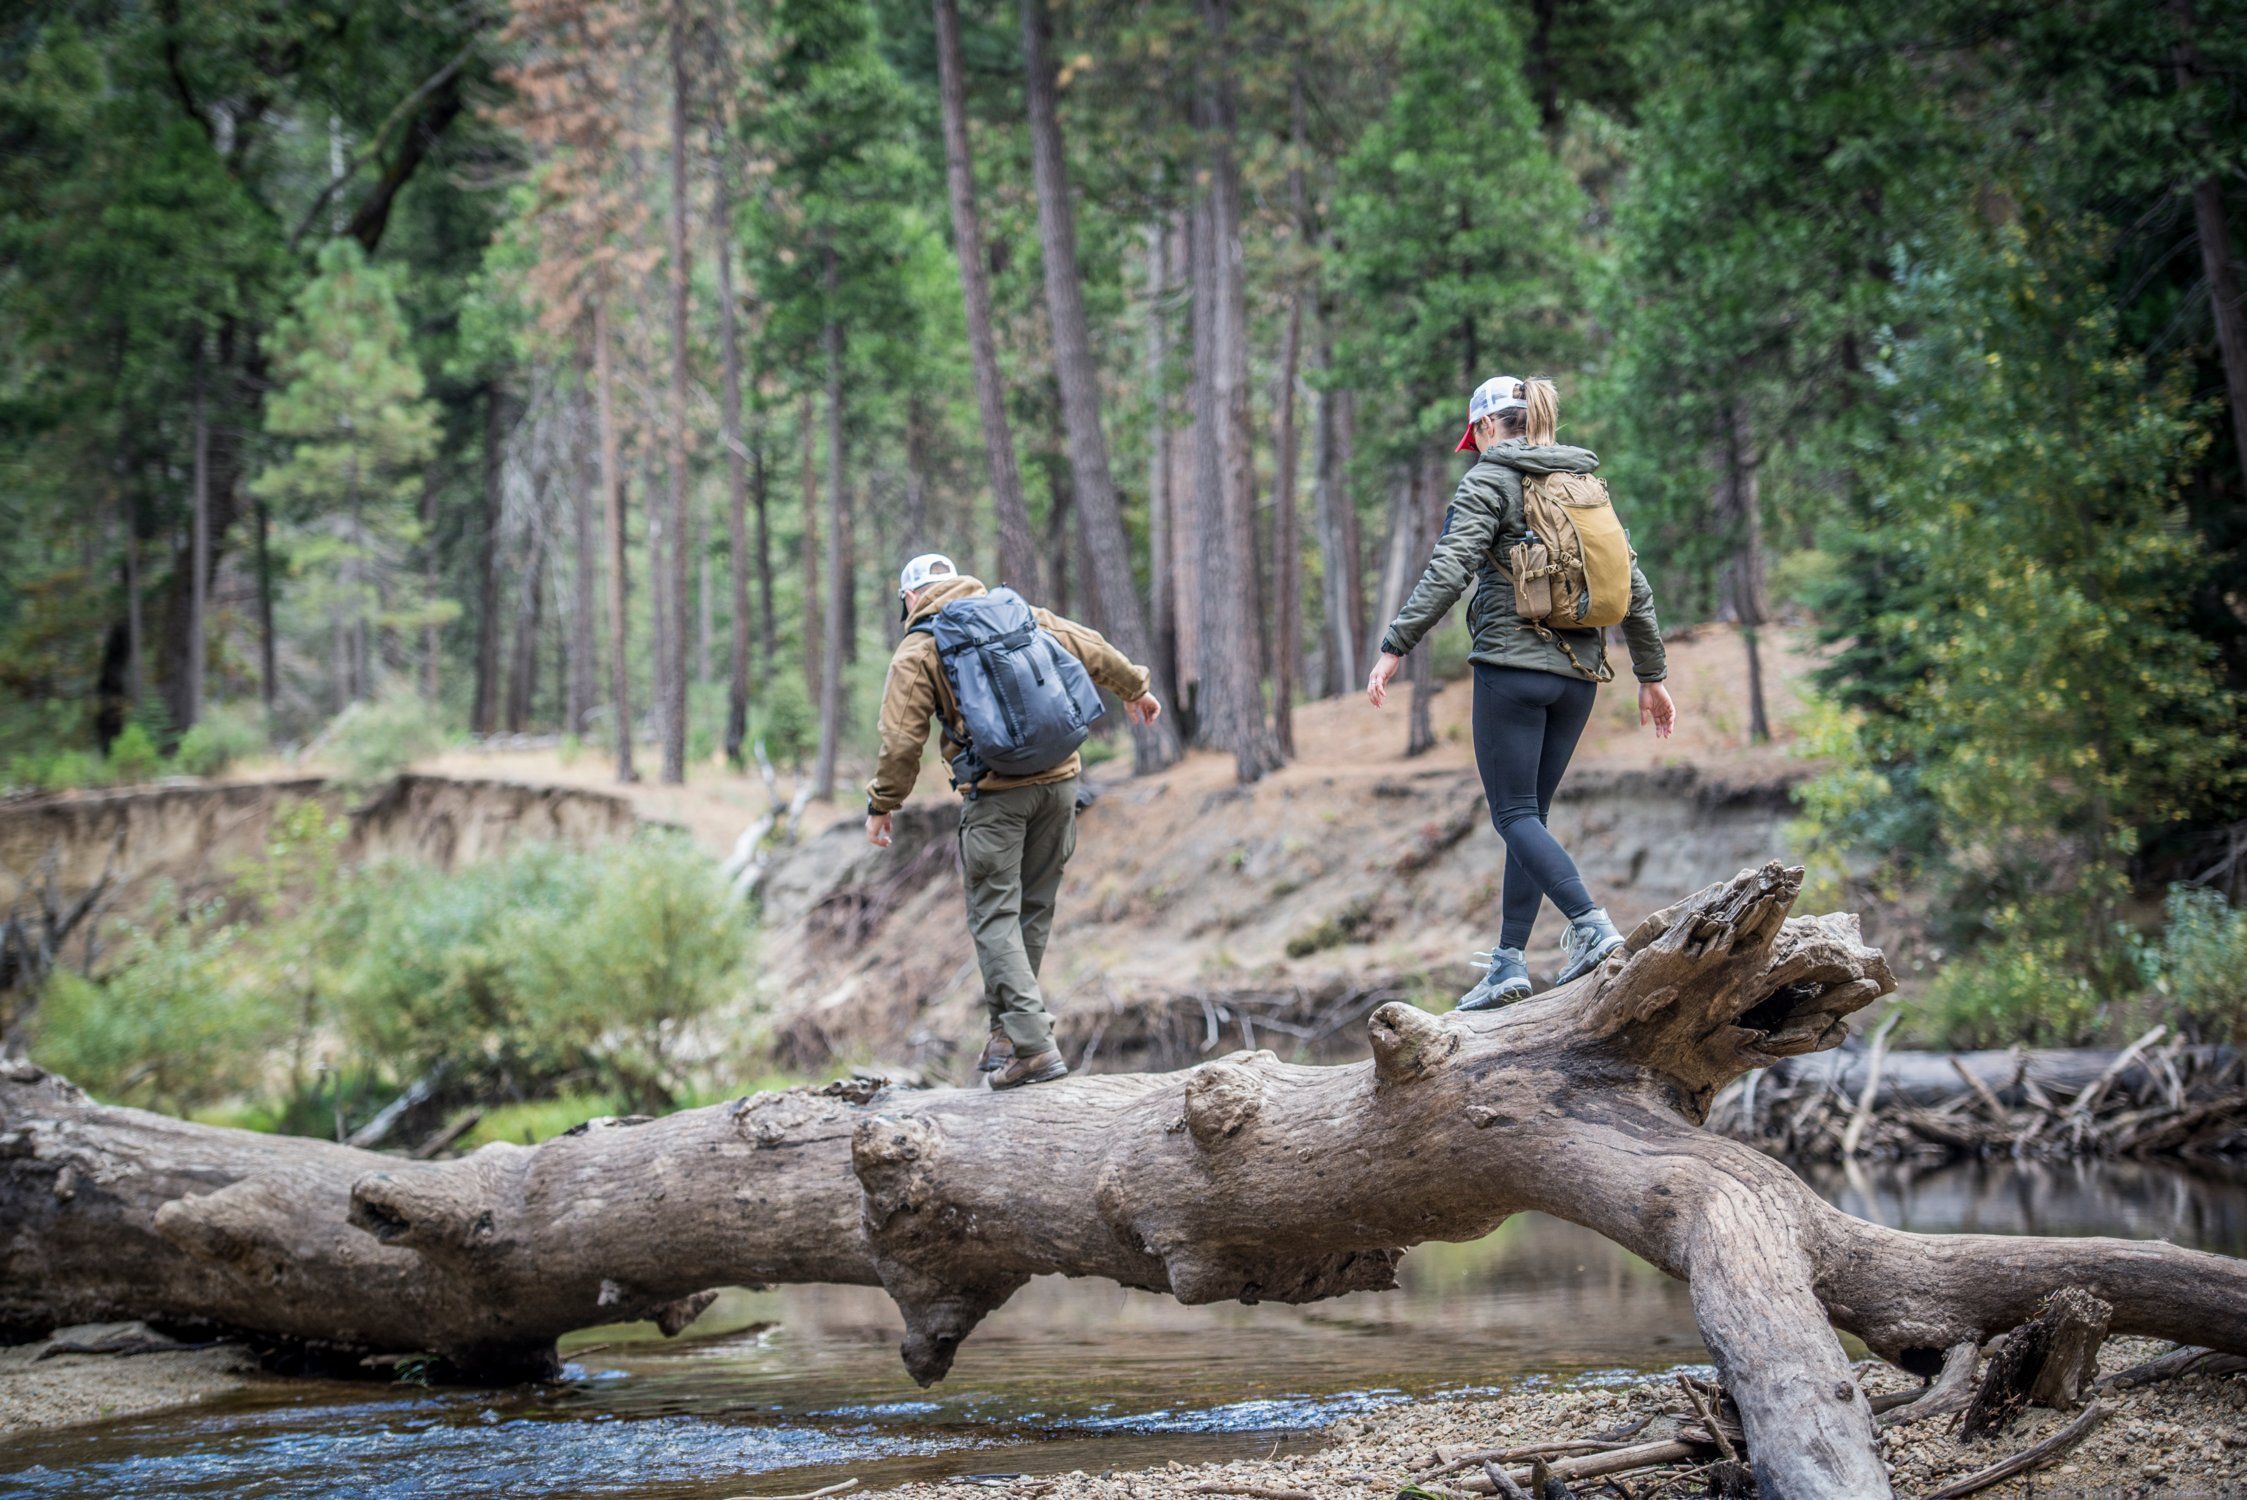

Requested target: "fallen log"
[{"left": 8, "top": 864, "right": 2247, "bottom": 1500}]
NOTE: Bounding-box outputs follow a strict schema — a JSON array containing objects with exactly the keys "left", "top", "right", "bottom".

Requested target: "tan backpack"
[{"left": 1508, "top": 472, "right": 1635, "bottom": 631}]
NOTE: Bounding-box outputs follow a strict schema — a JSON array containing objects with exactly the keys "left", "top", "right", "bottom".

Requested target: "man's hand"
[
  {"left": 866, "top": 812, "right": 894, "bottom": 848},
  {"left": 1366, "top": 651, "right": 1403, "bottom": 708},
  {"left": 1124, "top": 693, "right": 1162, "bottom": 727},
  {"left": 1639, "top": 681, "right": 1677, "bottom": 740}
]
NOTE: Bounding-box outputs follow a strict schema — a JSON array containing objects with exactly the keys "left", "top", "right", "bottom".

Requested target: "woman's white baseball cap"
[{"left": 1455, "top": 375, "right": 1527, "bottom": 452}]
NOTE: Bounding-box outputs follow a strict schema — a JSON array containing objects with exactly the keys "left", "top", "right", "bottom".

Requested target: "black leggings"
[{"left": 1471, "top": 663, "right": 1598, "bottom": 950}]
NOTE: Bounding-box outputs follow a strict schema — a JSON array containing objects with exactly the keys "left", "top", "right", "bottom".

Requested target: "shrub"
[
  {"left": 753, "top": 675, "right": 815, "bottom": 769},
  {"left": 105, "top": 722, "right": 166, "bottom": 784},
  {"left": 2139, "top": 886, "right": 2247, "bottom": 1043},
  {"left": 176, "top": 703, "right": 268, "bottom": 777},
  {"left": 1914, "top": 935, "right": 2106, "bottom": 1049},
  {"left": 324, "top": 689, "right": 449, "bottom": 784},
  {"left": 28, "top": 907, "right": 285, "bottom": 1113}
]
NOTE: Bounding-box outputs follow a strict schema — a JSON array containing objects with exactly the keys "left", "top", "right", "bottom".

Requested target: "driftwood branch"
[{"left": 8, "top": 865, "right": 2247, "bottom": 1499}]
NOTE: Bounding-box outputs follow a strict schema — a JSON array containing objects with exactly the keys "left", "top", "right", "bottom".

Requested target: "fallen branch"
[
  {"left": 1918, "top": 1401, "right": 2108, "bottom": 1500},
  {"left": 9, "top": 866, "right": 2247, "bottom": 1500}
]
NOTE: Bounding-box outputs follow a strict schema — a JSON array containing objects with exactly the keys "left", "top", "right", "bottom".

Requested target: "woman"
[{"left": 1366, "top": 375, "right": 1676, "bottom": 1009}]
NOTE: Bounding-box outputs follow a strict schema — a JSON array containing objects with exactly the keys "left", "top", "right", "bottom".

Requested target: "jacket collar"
[{"left": 905, "top": 573, "right": 988, "bottom": 627}]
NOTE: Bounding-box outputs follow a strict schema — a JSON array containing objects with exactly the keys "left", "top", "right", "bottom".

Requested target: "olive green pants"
[{"left": 959, "top": 777, "right": 1078, "bottom": 1052}]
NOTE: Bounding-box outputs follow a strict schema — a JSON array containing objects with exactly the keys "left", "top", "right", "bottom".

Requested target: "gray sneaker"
[
  {"left": 1458, "top": 947, "right": 1532, "bottom": 1011},
  {"left": 1555, "top": 908, "right": 1625, "bottom": 985}
]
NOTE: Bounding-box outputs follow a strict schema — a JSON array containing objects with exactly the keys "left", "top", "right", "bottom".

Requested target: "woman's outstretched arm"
[{"left": 1378, "top": 473, "right": 1501, "bottom": 661}]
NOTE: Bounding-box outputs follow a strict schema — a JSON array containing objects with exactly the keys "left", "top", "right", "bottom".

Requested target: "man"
[{"left": 865, "top": 553, "right": 1162, "bottom": 1090}]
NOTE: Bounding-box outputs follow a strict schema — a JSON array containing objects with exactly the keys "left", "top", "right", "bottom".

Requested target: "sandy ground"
[
  {"left": 0, "top": 1344, "right": 262, "bottom": 1436},
  {"left": 864, "top": 1339, "right": 2247, "bottom": 1499}
]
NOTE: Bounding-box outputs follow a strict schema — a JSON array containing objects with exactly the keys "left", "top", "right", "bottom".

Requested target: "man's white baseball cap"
[
  {"left": 898, "top": 552, "right": 957, "bottom": 618},
  {"left": 1456, "top": 375, "right": 1527, "bottom": 452}
]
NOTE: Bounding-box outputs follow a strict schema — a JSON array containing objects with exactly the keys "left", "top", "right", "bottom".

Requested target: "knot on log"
[
  {"left": 731, "top": 1088, "right": 850, "bottom": 1148},
  {"left": 1369, "top": 1002, "right": 1459, "bottom": 1085},
  {"left": 348, "top": 1157, "right": 512, "bottom": 1254},
  {"left": 153, "top": 1179, "right": 303, "bottom": 1283},
  {"left": 1184, "top": 1059, "right": 1267, "bottom": 1145},
  {"left": 851, "top": 1114, "right": 940, "bottom": 1229}
]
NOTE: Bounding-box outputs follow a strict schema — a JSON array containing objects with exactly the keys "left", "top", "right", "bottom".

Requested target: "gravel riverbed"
[{"left": 865, "top": 1339, "right": 2247, "bottom": 1499}]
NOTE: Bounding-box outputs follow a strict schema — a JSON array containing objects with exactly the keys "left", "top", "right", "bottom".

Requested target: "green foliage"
[
  {"left": 1912, "top": 933, "right": 2108, "bottom": 1050},
  {"left": 753, "top": 674, "right": 816, "bottom": 770},
  {"left": 175, "top": 703, "right": 269, "bottom": 777},
  {"left": 104, "top": 722, "right": 165, "bottom": 784},
  {"left": 318, "top": 836, "right": 745, "bottom": 1111},
  {"left": 2137, "top": 887, "right": 2247, "bottom": 1044},
  {"left": 322, "top": 689, "right": 451, "bottom": 784},
  {"left": 28, "top": 902, "right": 282, "bottom": 1114}
]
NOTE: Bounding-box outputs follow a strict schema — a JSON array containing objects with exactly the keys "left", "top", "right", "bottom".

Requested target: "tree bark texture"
[
  {"left": 592, "top": 300, "right": 636, "bottom": 783},
  {"left": 1144, "top": 219, "right": 1178, "bottom": 699},
  {"left": 934, "top": 0, "right": 1041, "bottom": 598},
  {"left": 185, "top": 337, "right": 210, "bottom": 731},
  {"left": 472, "top": 384, "right": 510, "bottom": 736},
  {"left": 714, "top": 144, "right": 754, "bottom": 768},
  {"left": 568, "top": 387, "right": 597, "bottom": 736},
  {"left": 659, "top": 0, "right": 695, "bottom": 785},
  {"left": 1721, "top": 400, "right": 1771, "bottom": 745},
  {"left": 813, "top": 255, "right": 848, "bottom": 803},
  {"left": 9, "top": 866, "right": 2244, "bottom": 1499},
  {"left": 1018, "top": 0, "right": 1182, "bottom": 771}
]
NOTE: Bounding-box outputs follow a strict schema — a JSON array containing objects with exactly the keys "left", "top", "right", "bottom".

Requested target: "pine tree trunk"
[
  {"left": 593, "top": 300, "right": 637, "bottom": 784},
  {"left": 1019, "top": 0, "right": 1180, "bottom": 767},
  {"left": 754, "top": 408, "right": 775, "bottom": 684},
  {"left": 568, "top": 389, "right": 596, "bottom": 736},
  {"left": 2171, "top": 2, "right": 2247, "bottom": 492},
  {"left": 1144, "top": 220, "right": 1178, "bottom": 701},
  {"left": 1722, "top": 401, "right": 1771, "bottom": 745},
  {"left": 1311, "top": 345, "right": 1356, "bottom": 699},
  {"left": 1195, "top": 0, "right": 1280, "bottom": 782},
  {"left": 120, "top": 502, "right": 143, "bottom": 716},
  {"left": 660, "top": 0, "right": 695, "bottom": 784},
  {"left": 934, "top": 0, "right": 1040, "bottom": 596},
  {"left": 714, "top": 146, "right": 754, "bottom": 769},
  {"left": 1271, "top": 295, "right": 1303, "bottom": 757},
  {"left": 185, "top": 338, "right": 209, "bottom": 730},
  {"left": 813, "top": 251, "right": 848, "bottom": 803},
  {"left": 472, "top": 385, "right": 508, "bottom": 737},
  {"left": 800, "top": 391, "right": 823, "bottom": 713},
  {"left": 1185, "top": 193, "right": 1219, "bottom": 742},
  {"left": 1406, "top": 460, "right": 1438, "bottom": 757},
  {"left": 254, "top": 500, "right": 276, "bottom": 719}
]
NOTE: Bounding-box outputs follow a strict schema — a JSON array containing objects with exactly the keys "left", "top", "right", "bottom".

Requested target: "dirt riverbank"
[
  {"left": 864, "top": 1339, "right": 2247, "bottom": 1499},
  {"left": 0, "top": 1342, "right": 263, "bottom": 1436}
]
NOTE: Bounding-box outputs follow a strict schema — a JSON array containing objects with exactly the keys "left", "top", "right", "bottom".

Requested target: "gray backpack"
[{"left": 913, "top": 588, "right": 1104, "bottom": 792}]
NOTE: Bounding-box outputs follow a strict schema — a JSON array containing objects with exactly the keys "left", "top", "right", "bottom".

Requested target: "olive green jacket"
[{"left": 1379, "top": 441, "right": 1667, "bottom": 684}]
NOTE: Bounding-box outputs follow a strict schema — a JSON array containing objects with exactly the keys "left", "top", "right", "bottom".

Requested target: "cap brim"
[{"left": 1454, "top": 425, "right": 1478, "bottom": 453}]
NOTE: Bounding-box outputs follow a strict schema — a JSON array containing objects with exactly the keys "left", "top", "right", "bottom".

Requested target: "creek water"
[{"left": 6, "top": 1158, "right": 2242, "bottom": 1499}]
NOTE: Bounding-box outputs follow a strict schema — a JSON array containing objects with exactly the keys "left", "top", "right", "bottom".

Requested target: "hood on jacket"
[
  {"left": 904, "top": 572, "right": 988, "bottom": 627},
  {"left": 1478, "top": 440, "right": 1599, "bottom": 476}
]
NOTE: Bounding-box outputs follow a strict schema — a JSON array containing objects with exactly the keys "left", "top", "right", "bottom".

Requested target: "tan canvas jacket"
[{"left": 865, "top": 575, "right": 1152, "bottom": 814}]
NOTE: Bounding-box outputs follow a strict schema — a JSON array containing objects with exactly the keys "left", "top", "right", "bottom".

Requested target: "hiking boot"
[
  {"left": 989, "top": 1045, "right": 1068, "bottom": 1091},
  {"left": 1458, "top": 947, "right": 1532, "bottom": 1012},
  {"left": 1555, "top": 908, "right": 1626, "bottom": 985},
  {"left": 976, "top": 1025, "right": 1013, "bottom": 1074}
]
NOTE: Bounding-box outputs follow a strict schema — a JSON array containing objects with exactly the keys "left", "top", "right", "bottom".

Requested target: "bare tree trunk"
[
  {"left": 1406, "top": 460, "right": 1438, "bottom": 757},
  {"left": 714, "top": 152, "right": 754, "bottom": 769},
  {"left": 753, "top": 405, "right": 774, "bottom": 684},
  {"left": 934, "top": 0, "right": 1040, "bottom": 596},
  {"left": 1194, "top": 0, "right": 1279, "bottom": 782},
  {"left": 472, "top": 385, "right": 508, "bottom": 736},
  {"left": 1721, "top": 401, "right": 1771, "bottom": 745},
  {"left": 506, "top": 518, "right": 548, "bottom": 734},
  {"left": 813, "top": 251, "right": 848, "bottom": 802},
  {"left": 1019, "top": 0, "right": 1181, "bottom": 768},
  {"left": 185, "top": 339, "right": 209, "bottom": 730},
  {"left": 659, "top": 0, "right": 695, "bottom": 785},
  {"left": 593, "top": 300, "right": 637, "bottom": 784},
  {"left": 1143, "top": 220, "right": 1178, "bottom": 700},
  {"left": 568, "top": 389, "right": 596, "bottom": 735},
  {"left": 2172, "top": 2, "right": 2247, "bottom": 492},
  {"left": 254, "top": 500, "right": 276, "bottom": 719},
  {"left": 1311, "top": 348, "right": 1356, "bottom": 699},
  {"left": 800, "top": 390, "right": 822, "bottom": 711},
  {"left": 1269, "top": 82, "right": 1308, "bottom": 751},
  {"left": 21, "top": 866, "right": 2247, "bottom": 1500}
]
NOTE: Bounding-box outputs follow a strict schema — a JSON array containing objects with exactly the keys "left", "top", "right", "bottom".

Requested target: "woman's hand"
[
  {"left": 1639, "top": 681, "right": 1677, "bottom": 739},
  {"left": 1366, "top": 651, "right": 1403, "bottom": 708}
]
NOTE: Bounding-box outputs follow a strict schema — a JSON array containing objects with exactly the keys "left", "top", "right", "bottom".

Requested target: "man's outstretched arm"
[
  {"left": 1034, "top": 608, "right": 1158, "bottom": 720},
  {"left": 865, "top": 651, "right": 939, "bottom": 843}
]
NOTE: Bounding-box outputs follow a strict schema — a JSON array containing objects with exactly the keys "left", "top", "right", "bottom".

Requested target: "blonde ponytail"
[{"left": 1521, "top": 377, "right": 1559, "bottom": 446}]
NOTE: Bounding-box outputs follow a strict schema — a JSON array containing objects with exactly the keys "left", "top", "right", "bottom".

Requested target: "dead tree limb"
[{"left": 8, "top": 865, "right": 2247, "bottom": 1500}]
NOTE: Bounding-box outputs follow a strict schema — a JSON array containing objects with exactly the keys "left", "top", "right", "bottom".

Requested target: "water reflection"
[{"left": 4, "top": 1159, "right": 2239, "bottom": 1499}]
